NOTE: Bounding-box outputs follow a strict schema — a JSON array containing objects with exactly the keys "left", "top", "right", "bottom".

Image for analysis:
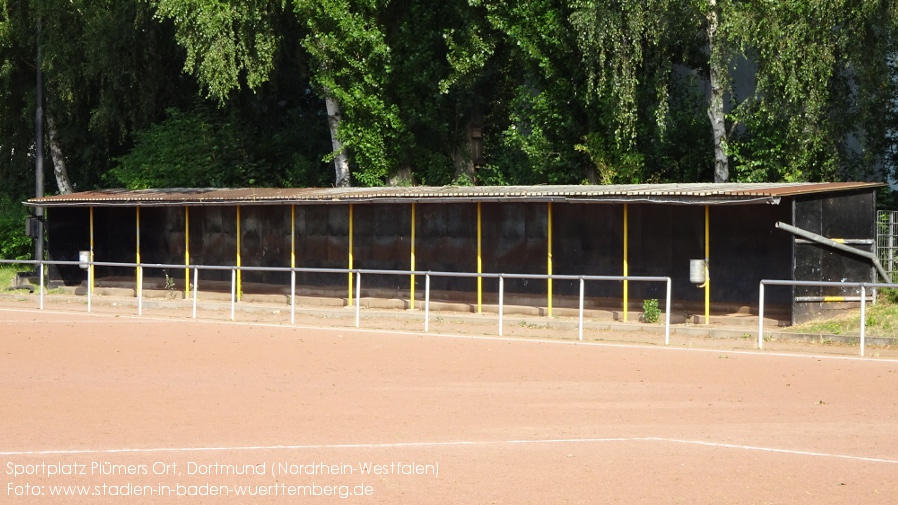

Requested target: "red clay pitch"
[{"left": 2, "top": 306, "right": 897, "bottom": 504}]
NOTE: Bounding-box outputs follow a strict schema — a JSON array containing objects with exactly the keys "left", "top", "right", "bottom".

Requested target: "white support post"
[
  {"left": 230, "top": 268, "right": 236, "bottom": 321},
  {"left": 424, "top": 273, "right": 430, "bottom": 332},
  {"left": 664, "top": 277, "right": 671, "bottom": 346},
  {"left": 39, "top": 260, "right": 44, "bottom": 310},
  {"left": 290, "top": 270, "right": 296, "bottom": 325},
  {"left": 355, "top": 271, "right": 361, "bottom": 328},
  {"left": 87, "top": 261, "right": 92, "bottom": 313},
  {"left": 860, "top": 285, "right": 866, "bottom": 357},
  {"left": 137, "top": 265, "right": 143, "bottom": 316},
  {"left": 578, "top": 277, "right": 585, "bottom": 342},
  {"left": 192, "top": 267, "right": 198, "bottom": 319},
  {"left": 758, "top": 282, "right": 765, "bottom": 350},
  {"left": 498, "top": 275, "right": 504, "bottom": 336}
]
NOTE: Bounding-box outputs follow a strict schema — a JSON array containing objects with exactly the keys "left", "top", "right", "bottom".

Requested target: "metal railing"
[
  {"left": 758, "top": 279, "right": 897, "bottom": 357},
  {"left": 1, "top": 259, "right": 672, "bottom": 344}
]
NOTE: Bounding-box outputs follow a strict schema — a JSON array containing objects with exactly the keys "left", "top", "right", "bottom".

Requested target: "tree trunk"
[
  {"left": 706, "top": 0, "right": 728, "bottom": 183},
  {"left": 324, "top": 92, "right": 351, "bottom": 187},
  {"left": 45, "top": 112, "right": 74, "bottom": 194}
]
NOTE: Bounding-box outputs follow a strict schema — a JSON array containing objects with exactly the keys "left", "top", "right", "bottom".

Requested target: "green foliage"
[
  {"left": 877, "top": 188, "right": 898, "bottom": 211},
  {"left": 0, "top": 196, "right": 31, "bottom": 261},
  {"left": 575, "top": 132, "right": 644, "bottom": 185},
  {"left": 642, "top": 298, "right": 660, "bottom": 324},
  {"left": 571, "top": 0, "right": 681, "bottom": 144},
  {"left": 154, "top": 0, "right": 280, "bottom": 102},
  {"left": 4, "top": 0, "right": 898, "bottom": 196},
  {"left": 880, "top": 288, "right": 898, "bottom": 305},
  {"left": 0, "top": 265, "right": 18, "bottom": 288},
  {"left": 727, "top": 0, "right": 898, "bottom": 182},
  {"left": 109, "top": 107, "right": 266, "bottom": 188},
  {"left": 293, "top": 0, "right": 402, "bottom": 185},
  {"left": 109, "top": 104, "right": 331, "bottom": 189}
]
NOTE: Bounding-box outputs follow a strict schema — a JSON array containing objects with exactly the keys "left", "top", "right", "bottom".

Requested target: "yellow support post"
[
  {"left": 546, "top": 202, "right": 552, "bottom": 317},
  {"left": 184, "top": 206, "right": 190, "bottom": 294},
  {"left": 623, "top": 203, "right": 629, "bottom": 322},
  {"left": 410, "top": 203, "right": 416, "bottom": 310},
  {"left": 704, "top": 205, "right": 710, "bottom": 325},
  {"left": 236, "top": 205, "right": 242, "bottom": 302},
  {"left": 348, "top": 204, "right": 354, "bottom": 306},
  {"left": 89, "top": 206, "right": 95, "bottom": 294},
  {"left": 476, "top": 202, "right": 482, "bottom": 313}
]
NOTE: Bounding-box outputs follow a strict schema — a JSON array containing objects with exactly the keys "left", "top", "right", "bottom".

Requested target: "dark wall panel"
[
  {"left": 553, "top": 203, "right": 623, "bottom": 298},
  {"left": 415, "top": 203, "right": 477, "bottom": 294},
  {"left": 239, "top": 206, "right": 291, "bottom": 286},
  {"left": 47, "top": 207, "right": 90, "bottom": 285},
  {"left": 793, "top": 191, "right": 876, "bottom": 323},
  {"left": 140, "top": 207, "right": 186, "bottom": 282},
  {"left": 295, "top": 204, "right": 348, "bottom": 288},
  {"left": 94, "top": 207, "right": 137, "bottom": 280},
  {"left": 353, "top": 203, "right": 411, "bottom": 291},
  {"left": 628, "top": 205, "right": 704, "bottom": 301},
  {"left": 711, "top": 204, "right": 792, "bottom": 305},
  {"left": 188, "top": 206, "right": 237, "bottom": 282},
  {"left": 480, "top": 202, "right": 547, "bottom": 294}
]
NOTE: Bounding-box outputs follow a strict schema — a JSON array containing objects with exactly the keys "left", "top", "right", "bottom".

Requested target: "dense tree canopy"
[{"left": 2, "top": 0, "right": 898, "bottom": 211}]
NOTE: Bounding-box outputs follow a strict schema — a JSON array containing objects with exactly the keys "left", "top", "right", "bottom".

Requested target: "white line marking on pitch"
[
  {"left": 2, "top": 437, "right": 896, "bottom": 465},
  {"left": 2, "top": 306, "right": 897, "bottom": 364}
]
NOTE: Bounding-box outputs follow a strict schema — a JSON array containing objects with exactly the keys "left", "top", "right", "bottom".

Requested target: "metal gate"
[{"left": 877, "top": 210, "right": 898, "bottom": 281}]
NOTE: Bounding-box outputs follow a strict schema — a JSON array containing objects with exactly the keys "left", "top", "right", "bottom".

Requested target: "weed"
[
  {"left": 642, "top": 299, "right": 660, "bottom": 323},
  {"left": 163, "top": 270, "right": 178, "bottom": 299}
]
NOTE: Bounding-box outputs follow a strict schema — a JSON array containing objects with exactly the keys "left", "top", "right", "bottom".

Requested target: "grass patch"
[
  {"left": 785, "top": 300, "right": 898, "bottom": 339},
  {"left": 0, "top": 265, "right": 20, "bottom": 289}
]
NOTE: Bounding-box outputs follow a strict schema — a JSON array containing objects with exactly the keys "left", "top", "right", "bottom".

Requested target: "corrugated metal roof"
[{"left": 24, "top": 182, "right": 885, "bottom": 207}]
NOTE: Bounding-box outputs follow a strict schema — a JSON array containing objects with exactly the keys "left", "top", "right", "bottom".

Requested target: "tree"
[
  {"left": 1, "top": 0, "right": 195, "bottom": 195},
  {"left": 728, "top": 0, "right": 898, "bottom": 183},
  {"left": 569, "top": 0, "right": 727, "bottom": 181},
  {"left": 466, "top": 0, "right": 713, "bottom": 185}
]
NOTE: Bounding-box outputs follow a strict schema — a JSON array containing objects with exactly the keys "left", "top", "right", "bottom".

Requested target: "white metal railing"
[
  {"left": 1, "top": 259, "right": 672, "bottom": 344},
  {"left": 758, "top": 279, "right": 898, "bottom": 357}
]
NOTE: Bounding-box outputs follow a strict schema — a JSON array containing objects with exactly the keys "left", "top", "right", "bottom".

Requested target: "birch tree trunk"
[
  {"left": 45, "top": 112, "right": 74, "bottom": 194},
  {"left": 706, "top": 0, "right": 728, "bottom": 183},
  {"left": 324, "top": 92, "right": 351, "bottom": 187}
]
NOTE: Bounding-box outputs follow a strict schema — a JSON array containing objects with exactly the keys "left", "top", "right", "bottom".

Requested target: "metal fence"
[
  {"left": 758, "top": 279, "right": 898, "bottom": 357},
  {"left": 877, "top": 210, "right": 898, "bottom": 280},
  {"left": 1, "top": 259, "right": 672, "bottom": 344}
]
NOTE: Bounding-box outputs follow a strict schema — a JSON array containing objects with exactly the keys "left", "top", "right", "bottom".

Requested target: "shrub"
[
  {"left": 0, "top": 196, "right": 31, "bottom": 261},
  {"left": 642, "top": 298, "right": 660, "bottom": 323}
]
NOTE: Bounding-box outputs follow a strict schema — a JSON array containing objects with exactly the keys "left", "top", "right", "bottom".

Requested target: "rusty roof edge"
[{"left": 22, "top": 182, "right": 885, "bottom": 207}]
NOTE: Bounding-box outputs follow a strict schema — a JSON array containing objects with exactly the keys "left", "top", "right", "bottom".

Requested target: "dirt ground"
[{"left": 2, "top": 300, "right": 898, "bottom": 504}]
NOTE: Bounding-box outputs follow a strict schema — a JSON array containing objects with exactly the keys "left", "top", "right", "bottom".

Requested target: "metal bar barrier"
[
  {"left": 759, "top": 279, "right": 898, "bottom": 356},
  {"left": 2, "top": 259, "right": 671, "bottom": 344}
]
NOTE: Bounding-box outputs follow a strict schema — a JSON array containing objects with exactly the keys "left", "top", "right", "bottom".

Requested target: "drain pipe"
[{"left": 775, "top": 221, "right": 889, "bottom": 282}]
